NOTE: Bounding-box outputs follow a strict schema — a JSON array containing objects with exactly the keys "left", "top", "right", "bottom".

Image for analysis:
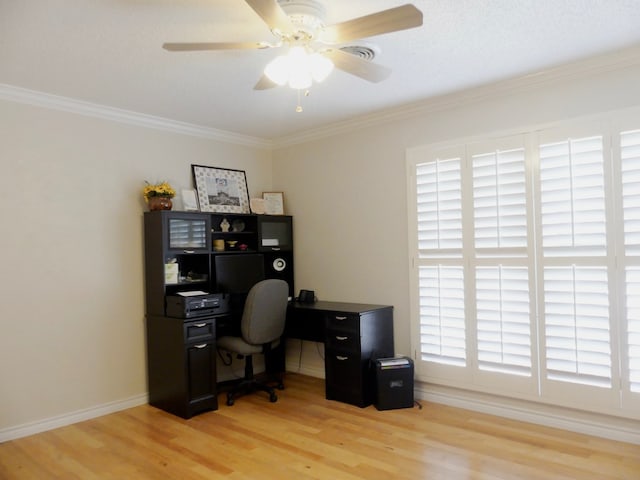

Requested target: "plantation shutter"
[
  {"left": 476, "top": 266, "right": 531, "bottom": 375},
  {"left": 472, "top": 148, "right": 528, "bottom": 252},
  {"left": 415, "top": 156, "right": 466, "bottom": 366},
  {"left": 621, "top": 129, "right": 640, "bottom": 255},
  {"left": 539, "top": 136, "right": 607, "bottom": 256},
  {"left": 543, "top": 266, "right": 611, "bottom": 387},
  {"left": 621, "top": 129, "right": 640, "bottom": 393},
  {"left": 471, "top": 146, "right": 532, "bottom": 376},
  {"left": 418, "top": 266, "right": 466, "bottom": 366},
  {"left": 626, "top": 268, "right": 640, "bottom": 393},
  {"left": 539, "top": 136, "right": 612, "bottom": 388},
  {"left": 416, "top": 158, "right": 463, "bottom": 256}
]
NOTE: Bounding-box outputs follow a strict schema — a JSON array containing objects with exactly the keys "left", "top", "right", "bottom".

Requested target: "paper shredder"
[{"left": 374, "top": 356, "right": 414, "bottom": 410}]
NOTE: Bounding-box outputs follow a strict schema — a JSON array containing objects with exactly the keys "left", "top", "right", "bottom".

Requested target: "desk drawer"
[
  {"left": 184, "top": 319, "right": 215, "bottom": 343},
  {"left": 326, "top": 312, "right": 360, "bottom": 332},
  {"left": 325, "top": 350, "right": 367, "bottom": 407},
  {"left": 325, "top": 331, "right": 360, "bottom": 351}
]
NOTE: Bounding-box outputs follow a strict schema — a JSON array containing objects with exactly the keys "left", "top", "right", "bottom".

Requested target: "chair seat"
[
  {"left": 217, "top": 336, "right": 262, "bottom": 355},
  {"left": 218, "top": 336, "right": 281, "bottom": 356}
]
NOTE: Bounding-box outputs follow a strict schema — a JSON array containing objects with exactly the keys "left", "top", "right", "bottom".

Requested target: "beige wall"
[{"left": 0, "top": 99, "right": 272, "bottom": 431}]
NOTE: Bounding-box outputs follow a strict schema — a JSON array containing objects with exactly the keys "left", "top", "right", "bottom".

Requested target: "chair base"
[
  {"left": 225, "top": 354, "right": 285, "bottom": 406},
  {"left": 226, "top": 379, "right": 278, "bottom": 406}
]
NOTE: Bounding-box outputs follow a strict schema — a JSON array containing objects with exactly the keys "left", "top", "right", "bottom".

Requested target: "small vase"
[{"left": 148, "top": 196, "right": 173, "bottom": 211}]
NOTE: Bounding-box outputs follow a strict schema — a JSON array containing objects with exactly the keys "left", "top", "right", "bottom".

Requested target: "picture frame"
[
  {"left": 181, "top": 189, "right": 199, "bottom": 211},
  {"left": 250, "top": 197, "right": 266, "bottom": 214},
  {"left": 191, "top": 165, "right": 251, "bottom": 213},
  {"left": 263, "top": 191, "right": 285, "bottom": 215}
]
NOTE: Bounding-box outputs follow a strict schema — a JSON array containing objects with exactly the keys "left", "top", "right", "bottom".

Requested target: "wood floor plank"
[{"left": 1, "top": 374, "right": 638, "bottom": 479}]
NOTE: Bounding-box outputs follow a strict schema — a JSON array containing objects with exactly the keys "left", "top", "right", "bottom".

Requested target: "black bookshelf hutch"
[{"left": 143, "top": 210, "right": 294, "bottom": 418}]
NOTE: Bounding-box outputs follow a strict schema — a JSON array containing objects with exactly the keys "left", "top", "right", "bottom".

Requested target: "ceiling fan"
[{"left": 162, "top": 0, "right": 423, "bottom": 93}]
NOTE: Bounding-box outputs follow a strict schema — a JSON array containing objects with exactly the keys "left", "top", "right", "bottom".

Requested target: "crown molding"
[
  {"left": 0, "top": 84, "right": 272, "bottom": 149},
  {"left": 272, "top": 44, "right": 640, "bottom": 148},
  {"left": 3, "top": 44, "right": 640, "bottom": 150}
]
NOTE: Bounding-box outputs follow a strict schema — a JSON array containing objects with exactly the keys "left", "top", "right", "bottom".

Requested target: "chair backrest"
[{"left": 241, "top": 279, "right": 289, "bottom": 346}]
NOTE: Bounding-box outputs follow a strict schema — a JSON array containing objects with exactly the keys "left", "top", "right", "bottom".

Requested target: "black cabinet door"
[
  {"left": 186, "top": 342, "right": 218, "bottom": 414},
  {"left": 325, "top": 349, "right": 365, "bottom": 406}
]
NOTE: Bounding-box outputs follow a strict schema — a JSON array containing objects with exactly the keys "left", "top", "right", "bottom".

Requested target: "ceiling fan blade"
[
  {"left": 321, "top": 4, "right": 423, "bottom": 44},
  {"left": 163, "top": 42, "right": 270, "bottom": 51},
  {"left": 254, "top": 74, "right": 278, "bottom": 90},
  {"left": 245, "top": 0, "right": 294, "bottom": 34},
  {"left": 324, "top": 49, "right": 391, "bottom": 83}
]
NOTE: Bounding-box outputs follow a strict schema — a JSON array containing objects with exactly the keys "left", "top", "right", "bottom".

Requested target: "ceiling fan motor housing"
[{"left": 278, "top": 0, "right": 326, "bottom": 38}]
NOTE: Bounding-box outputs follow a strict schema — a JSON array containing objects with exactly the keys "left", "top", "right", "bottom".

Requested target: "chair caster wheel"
[
  {"left": 226, "top": 395, "right": 235, "bottom": 406},
  {"left": 269, "top": 392, "right": 278, "bottom": 403}
]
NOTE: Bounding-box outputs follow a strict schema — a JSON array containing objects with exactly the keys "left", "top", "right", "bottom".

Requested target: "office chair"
[{"left": 217, "top": 279, "right": 289, "bottom": 406}]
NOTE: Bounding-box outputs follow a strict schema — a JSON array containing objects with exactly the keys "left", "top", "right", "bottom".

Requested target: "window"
[{"left": 407, "top": 114, "right": 640, "bottom": 417}]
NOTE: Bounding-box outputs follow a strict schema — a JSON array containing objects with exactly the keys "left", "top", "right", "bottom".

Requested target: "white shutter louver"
[
  {"left": 544, "top": 266, "right": 611, "bottom": 388},
  {"left": 416, "top": 158, "right": 462, "bottom": 257},
  {"left": 472, "top": 148, "right": 527, "bottom": 253},
  {"left": 476, "top": 266, "right": 531, "bottom": 376},
  {"left": 621, "top": 129, "right": 640, "bottom": 255},
  {"left": 539, "top": 136, "right": 606, "bottom": 256},
  {"left": 418, "top": 266, "right": 466, "bottom": 366},
  {"left": 626, "top": 268, "right": 640, "bottom": 393},
  {"left": 621, "top": 129, "right": 640, "bottom": 393}
]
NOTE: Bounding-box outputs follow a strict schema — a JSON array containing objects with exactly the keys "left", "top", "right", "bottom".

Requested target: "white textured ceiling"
[{"left": 2, "top": 0, "right": 640, "bottom": 140}]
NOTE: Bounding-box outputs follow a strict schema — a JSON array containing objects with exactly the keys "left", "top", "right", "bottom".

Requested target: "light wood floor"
[{"left": 1, "top": 374, "right": 638, "bottom": 479}]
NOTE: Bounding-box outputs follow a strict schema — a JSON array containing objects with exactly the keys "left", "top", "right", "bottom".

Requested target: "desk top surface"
[{"left": 290, "top": 300, "right": 392, "bottom": 314}]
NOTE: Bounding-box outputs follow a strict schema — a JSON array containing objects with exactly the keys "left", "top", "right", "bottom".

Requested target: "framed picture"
[
  {"left": 191, "top": 165, "right": 251, "bottom": 213},
  {"left": 250, "top": 197, "right": 266, "bottom": 214},
  {"left": 181, "top": 189, "right": 199, "bottom": 211},
  {"left": 263, "top": 191, "right": 284, "bottom": 215}
]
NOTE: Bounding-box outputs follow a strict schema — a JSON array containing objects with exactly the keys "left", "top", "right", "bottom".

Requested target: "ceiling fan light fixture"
[
  {"left": 263, "top": 54, "right": 290, "bottom": 86},
  {"left": 309, "top": 52, "right": 333, "bottom": 82},
  {"left": 264, "top": 45, "right": 334, "bottom": 90}
]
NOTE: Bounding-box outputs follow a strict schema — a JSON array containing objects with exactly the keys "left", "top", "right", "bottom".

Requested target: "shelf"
[{"left": 211, "top": 249, "right": 257, "bottom": 255}]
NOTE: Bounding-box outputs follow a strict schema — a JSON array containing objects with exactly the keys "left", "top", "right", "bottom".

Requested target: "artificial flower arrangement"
[{"left": 142, "top": 181, "right": 176, "bottom": 203}]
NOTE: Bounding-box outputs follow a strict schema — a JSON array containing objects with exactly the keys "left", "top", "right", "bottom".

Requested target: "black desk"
[{"left": 285, "top": 301, "right": 394, "bottom": 407}]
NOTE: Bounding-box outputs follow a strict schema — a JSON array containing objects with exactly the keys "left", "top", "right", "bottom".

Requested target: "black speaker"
[{"left": 263, "top": 251, "right": 294, "bottom": 297}]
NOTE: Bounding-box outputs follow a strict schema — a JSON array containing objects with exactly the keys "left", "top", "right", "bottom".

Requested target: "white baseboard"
[
  {"left": 5, "top": 381, "right": 637, "bottom": 447},
  {"left": 0, "top": 393, "right": 148, "bottom": 443},
  {"left": 415, "top": 382, "right": 640, "bottom": 445}
]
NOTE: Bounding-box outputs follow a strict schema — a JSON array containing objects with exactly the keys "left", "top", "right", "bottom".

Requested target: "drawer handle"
[
  {"left": 335, "top": 316, "right": 347, "bottom": 320},
  {"left": 183, "top": 250, "right": 195, "bottom": 254},
  {"left": 194, "top": 323, "right": 207, "bottom": 328},
  {"left": 335, "top": 335, "right": 348, "bottom": 341},
  {"left": 336, "top": 355, "right": 349, "bottom": 361},
  {"left": 193, "top": 344, "right": 207, "bottom": 349}
]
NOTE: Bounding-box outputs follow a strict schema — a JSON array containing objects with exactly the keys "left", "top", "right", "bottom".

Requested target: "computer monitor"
[{"left": 214, "top": 254, "right": 265, "bottom": 294}]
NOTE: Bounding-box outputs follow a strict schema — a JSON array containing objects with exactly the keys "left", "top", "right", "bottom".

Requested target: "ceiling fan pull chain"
[{"left": 296, "top": 89, "right": 303, "bottom": 113}]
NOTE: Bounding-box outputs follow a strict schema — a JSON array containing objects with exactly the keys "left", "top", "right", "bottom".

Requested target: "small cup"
[{"left": 213, "top": 239, "right": 225, "bottom": 252}]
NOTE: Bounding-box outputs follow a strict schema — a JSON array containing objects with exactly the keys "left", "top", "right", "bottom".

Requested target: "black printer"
[{"left": 165, "top": 293, "right": 229, "bottom": 319}]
